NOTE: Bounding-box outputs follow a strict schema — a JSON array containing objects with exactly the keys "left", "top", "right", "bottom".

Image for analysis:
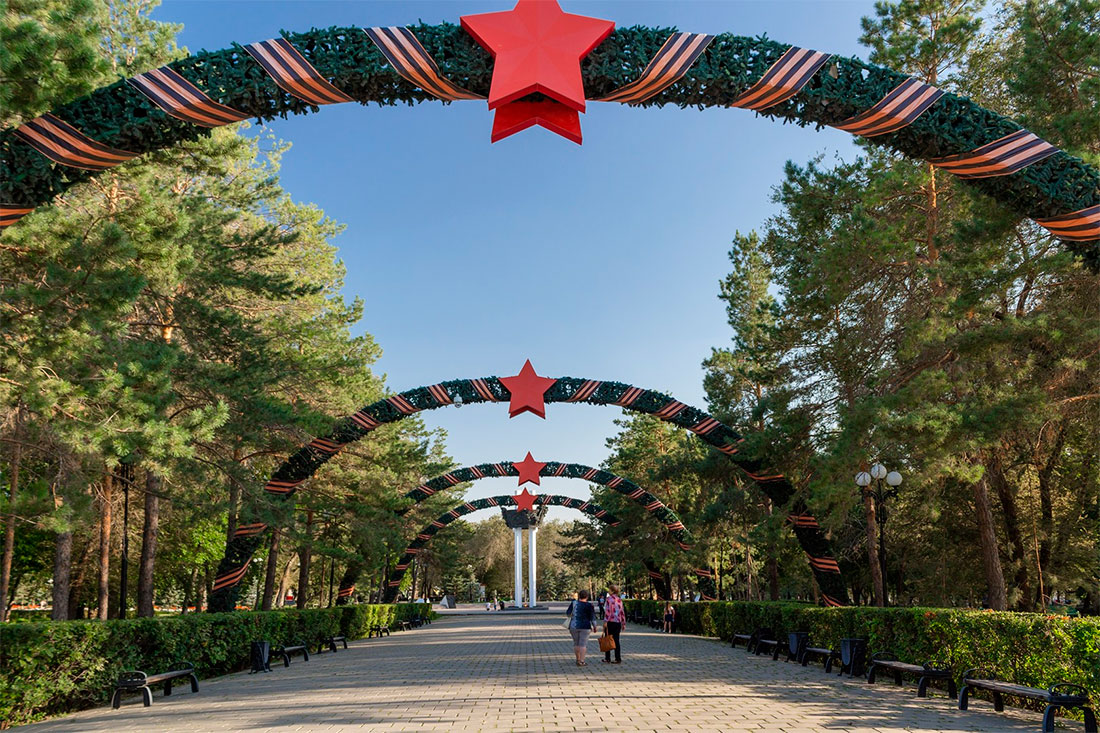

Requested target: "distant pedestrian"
[
  {"left": 597, "top": 594, "right": 605, "bottom": 619},
  {"left": 662, "top": 602, "right": 677, "bottom": 633},
  {"left": 567, "top": 589, "right": 597, "bottom": 666},
  {"left": 602, "top": 585, "right": 623, "bottom": 664}
]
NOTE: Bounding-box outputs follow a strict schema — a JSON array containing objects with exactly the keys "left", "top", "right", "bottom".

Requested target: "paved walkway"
[{"left": 24, "top": 607, "right": 1050, "bottom": 732}]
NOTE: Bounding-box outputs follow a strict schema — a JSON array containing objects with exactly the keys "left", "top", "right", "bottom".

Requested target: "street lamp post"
[{"left": 855, "top": 463, "right": 902, "bottom": 607}]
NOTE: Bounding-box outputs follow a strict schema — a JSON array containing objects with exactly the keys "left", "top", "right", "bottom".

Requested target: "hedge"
[
  {"left": 0, "top": 603, "right": 433, "bottom": 727},
  {"left": 625, "top": 600, "right": 1100, "bottom": 713}
]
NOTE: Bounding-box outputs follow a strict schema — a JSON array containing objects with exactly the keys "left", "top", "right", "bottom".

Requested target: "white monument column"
[
  {"left": 513, "top": 527, "right": 524, "bottom": 607},
  {"left": 528, "top": 526, "right": 538, "bottom": 607}
]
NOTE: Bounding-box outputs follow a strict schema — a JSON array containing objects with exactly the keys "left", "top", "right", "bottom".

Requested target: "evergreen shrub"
[
  {"left": 625, "top": 599, "right": 1099, "bottom": 712},
  {"left": 0, "top": 602, "right": 432, "bottom": 727}
]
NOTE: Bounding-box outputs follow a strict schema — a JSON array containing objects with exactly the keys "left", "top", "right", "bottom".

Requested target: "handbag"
[
  {"left": 562, "top": 617, "right": 571, "bottom": 629},
  {"left": 599, "top": 633, "right": 616, "bottom": 652}
]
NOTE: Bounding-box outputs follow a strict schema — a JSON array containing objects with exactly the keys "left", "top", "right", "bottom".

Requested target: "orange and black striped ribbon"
[
  {"left": 13, "top": 114, "right": 137, "bottom": 171},
  {"left": 729, "top": 47, "right": 831, "bottom": 112},
  {"left": 806, "top": 555, "right": 841, "bottom": 573},
  {"left": 0, "top": 206, "right": 33, "bottom": 230},
  {"left": 832, "top": 77, "right": 943, "bottom": 137},
  {"left": 596, "top": 32, "right": 714, "bottom": 104},
  {"left": 243, "top": 38, "right": 354, "bottom": 106},
  {"left": 213, "top": 563, "right": 249, "bottom": 592},
  {"left": 930, "top": 129, "right": 1057, "bottom": 179},
  {"left": 337, "top": 585, "right": 354, "bottom": 598},
  {"left": 821, "top": 593, "right": 844, "bottom": 607},
  {"left": 1036, "top": 204, "right": 1100, "bottom": 242},
  {"left": 129, "top": 66, "right": 250, "bottom": 127},
  {"left": 364, "top": 27, "right": 483, "bottom": 101},
  {"left": 787, "top": 513, "right": 820, "bottom": 529}
]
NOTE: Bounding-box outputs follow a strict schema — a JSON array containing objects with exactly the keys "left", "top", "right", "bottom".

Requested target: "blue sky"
[{"left": 155, "top": 0, "right": 873, "bottom": 516}]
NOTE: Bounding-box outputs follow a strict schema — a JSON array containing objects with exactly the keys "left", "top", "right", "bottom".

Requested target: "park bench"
[
  {"left": 112, "top": 663, "right": 198, "bottom": 708},
  {"left": 398, "top": 619, "right": 413, "bottom": 631},
  {"left": 866, "top": 653, "right": 956, "bottom": 698},
  {"left": 411, "top": 617, "right": 424, "bottom": 628},
  {"left": 731, "top": 627, "right": 773, "bottom": 654},
  {"left": 754, "top": 631, "right": 787, "bottom": 660},
  {"left": 958, "top": 671, "right": 1097, "bottom": 733},
  {"left": 649, "top": 614, "right": 662, "bottom": 629},
  {"left": 785, "top": 631, "right": 839, "bottom": 668},
  {"left": 318, "top": 635, "right": 348, "bottom": 653},
  {"left": 368, "top": 624, "right": 391, "bottom": 638},
  {"left": 273, "top": 643, "right": 309, "bottom": 667}
]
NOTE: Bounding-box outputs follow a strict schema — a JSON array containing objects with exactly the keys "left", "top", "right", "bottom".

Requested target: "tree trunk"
[
  {"left": 136, "top": 470, "right": 161, "bottom": 617},
  {"left": 766, "top": 556, "right": 780, "bottom": 601},
  {"left": 97, "top": 470, "right": 113, "bottom": 620},
  {"left": 988, "top": 454, "right": 1030, "bottom": 609},
  {"left": 973, "top": 473, "right": 1007, "bottom": 610},
  {"left": 226, "top": 479, "right": 239, "bottom": 546},
  {"left": 262, "top": 530, "right": 280, "bottom": 611},
  {"left": 1036, "top": 423, "right": 1066, "bottom": 606},
  {"left": 68, "top": 534, "right": 94, "bottom": 620},
  {"left": 277, "top": 556, "right": 294, "bottom": 608},
  {"left": 51, "top": 529, "right": 73, "bottom": 621},
  {"left": 296, "top": 510, "right": 313, "bottom": 609},
  {"left": 862, "top": 489, "right": 884, "bottom": 606},
  {"left": 0, "top": 435, "right": 21, "bottom": 622}
]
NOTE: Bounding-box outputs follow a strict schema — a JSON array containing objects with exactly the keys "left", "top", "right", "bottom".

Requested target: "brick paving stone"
[{"left": 18, "top": 607, "right": 1067, "bottom": 732}]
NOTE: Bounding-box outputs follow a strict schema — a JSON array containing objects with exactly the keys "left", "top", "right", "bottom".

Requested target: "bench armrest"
[
  {"left": 117, "top": 670, "right": 147, "bottom": 684},
  {"left": 870, "top": 652, "right": 897, "bottom": 662},
  {"left": 960, "top": 667, "right": 986, "bottom": 682},
  {"left": 1050, "top": 683, "right": 1087, "bottom": 698},
  {"left": 178, "top": 661, "right": 195, "bottom": 673},
  {"left": 923, "top": 659, "right": 950, "bottom": 672}
]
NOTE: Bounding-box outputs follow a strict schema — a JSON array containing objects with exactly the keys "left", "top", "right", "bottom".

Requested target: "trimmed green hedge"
[
  {"left": 625, "top": 600, "right": 1099, "bottom": 709},
  {"left": 0, "top": 603, "right": 433, "bottom": 727}
]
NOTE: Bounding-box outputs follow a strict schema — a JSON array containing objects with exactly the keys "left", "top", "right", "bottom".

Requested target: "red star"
[
  {"left": 491, "top": 100, "right": 581, "bottom": 145},
  {"left": 513, "top": 452, "right": 548, "bottom": 485},
  {"left": 461, "top": 0, "right": 614, "bottom": 112},
  {"left": 512, "top": 487, "right": 538, "bottom": 512},
  {"left": 499, "top": 360, "right": 557, "bottom": 419}
]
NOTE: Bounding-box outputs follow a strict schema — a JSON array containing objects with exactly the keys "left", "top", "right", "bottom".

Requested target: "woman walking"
[
  {"left": 567, "top": 589, "right": 597, "bottom": 666},
  {"left": 662, "top": 601, "right": 677, "bottom": 633},
  {"left": 602, "top": 585, "right": 624, "bottom": 664}
]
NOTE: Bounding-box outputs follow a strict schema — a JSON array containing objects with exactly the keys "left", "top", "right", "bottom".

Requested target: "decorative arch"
[
  {"left": 1, "top": 23, "right": 1096, "bottom": 252},
  {"left": 397, "top": 460, "right": 693, "bottom": 548},
  {"left": 210, "top": 373, "right": 844, "bottom": 611},
  {"left": 380, "top": 494, "right": 618, "bottom": 603}
]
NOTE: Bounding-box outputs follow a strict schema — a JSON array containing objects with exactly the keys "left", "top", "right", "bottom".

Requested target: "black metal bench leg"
[
  {"left": 1042, "top": 705, "right": 1058, "bottom": 733},
  {"left": 824, "top": 656, "right": 834, "bottom": 674},
  {"left": 894, "top": 670, "right": 904, "bottom": 687},
  {"left": 303, "top": 648, "right": 310, "bottom": 661},
  {"left": 282, "top": 653, "right": 291, "bottom": 667},
  {"left": 993, "top": 690, "right": 1004, "bottom": 712},
  {"left": 141, "top": 686, "right": 152, "bottom": 707},
  {"left": 772, "top": 646, "right": 782, "bottom": 661},
  {"left": 866, "top": 664, "right": 877, "bottom": 684},
  {"left": 958, "top": 684, "right": 969, "bottom": 710},
  {"left": 164, "top": 678, "right": 172, "bottom": 696},
  {"left": 189, "top": 674, "right": 199, "bottom": 693},
  {"left": 947, "top": 679, "right": 956, "bottom": 698},
  {"left": 1083, "top": 707, "right": 1097, "bottom": 733},
  {"left": 917, "top": 675, "right": 929, "bottom": 697},
  {"left": 111, "top": 689, "right": 123, "bottom": 709}
]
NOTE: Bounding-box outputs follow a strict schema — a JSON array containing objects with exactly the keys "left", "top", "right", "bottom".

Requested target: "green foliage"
[
  {"left": 625, "top": 599, "right": 1100, "bottom": 703},
  {"left": 0, "top": 0, "right": 106, "bottom": 125},
  {"left": 0, "top": 603, "right": 433, "bottom": 726}
]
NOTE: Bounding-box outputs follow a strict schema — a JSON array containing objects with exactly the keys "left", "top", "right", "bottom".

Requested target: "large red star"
[
  {"left": 513, "top": 452, "right": 548, "bottom": 485},
  {"left": 491, "top": 100, "right": 581, "bottom": 144},
  {"left": 512, "top": 487, "right": 538, "bottom": 512},
  {"left": 499, "top": 360, "right": 557, "bottom": 419},
  {"left": 461, "top": 0, "right": 615, "bottom": 112}
]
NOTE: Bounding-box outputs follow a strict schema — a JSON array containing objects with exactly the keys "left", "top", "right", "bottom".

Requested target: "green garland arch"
[
  {"left": 1, "top": 24, "right": 1097, "bottom": 260},
  {"left": 333, "top": 461, "right": 699, "bottom": 605},
  {"left": 208, "top": 374, "right": 843, "bottom": 612},
  {"left": 379, "top": 494, "right": 621, "bottom": 603}
]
